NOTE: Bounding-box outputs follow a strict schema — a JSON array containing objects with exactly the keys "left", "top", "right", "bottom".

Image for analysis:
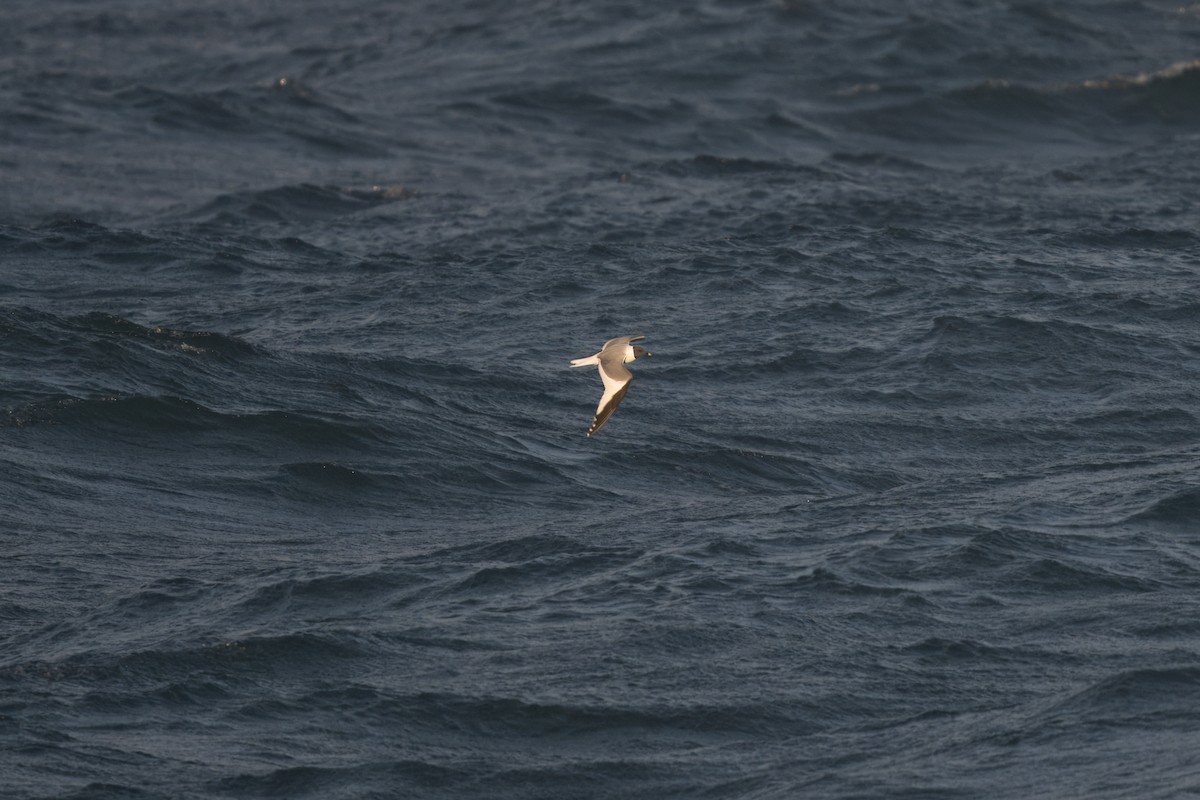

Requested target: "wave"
[
  {"left": 491, "top": 84, "right": 678, "bottom": 128},
  {"left": 1055, "top": 227, "right": 1199, "bottom": 249},
  {"left": 1, "top": 394, "right": 387, "bottom": 456},
  {"left": 172, "top": 182, "right": 415, "bottom": 227},
  {"left": 827, "top": 151, "right": 934, "bottom": 171},
  {"left": 1047, "top": 666, "right": 1200, "bottom": 719},
  {"left": 1, "top": 217, "right": 184, "bottom": 272},
  {"left": 884, "top": 525, "right": 1166, "bottom": 596},
  {"left": 1075, "top": 59, "right": 1200, "bottom": 124},
  {"left": 1125, "top": 488, "right": 1200, "bottom": 527},
  {"left": 234, "top": 569, "right": 420, "bottom": 619},
  {"left": 920, "top": 313, "right": 1152, "bottom": 363},
  {"left": 415, "top": 531, "right": 624, "bottom": 565},
  {"left": 899, "top": 637, "right": 1028, "bottom": 663},
  {"left": 231, "top": 686, "right": 808, "bottom": 739},
  {"left": 1003, "top": 557, "right": 1158, "bottom": 593},
  {"left": 832, "top": 59, "right": 1200, "bottom": 148},
  {"left": 0, "top": 631, "right": 367, "bottom": 686},
  {"left": 792, "top": 566, "right": 914, "bottom": 598},
  {"left": 449, "top": 546, "right": 638, "bottom": 595},
  {"left": 71, "top": 311, "right": 257, "bottom": 357},
  {"left": 650, "top": 154, "right": 832, "bottom": 179},
  {"left": 214, "top": 761, "right": 467, "bottom": 798},
  {"left": 2, "top": 394, "right": 205, "bottom": 430},
  {"left": 1, "top": 306, "right": 254, "bottom": 364},
  {"left": 111, "top": 78, "right": 391, "bottom": 156}
]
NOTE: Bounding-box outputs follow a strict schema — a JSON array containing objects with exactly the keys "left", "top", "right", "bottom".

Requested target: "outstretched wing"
[
  {"left": 588, "top": 380, "right": 631, "bottom": 437},
  {"left": 602, "top": 334, "right": 644, "bottom": 351},
  {"left": 588, "top": 356, "right": 633, "bottom": 437}
]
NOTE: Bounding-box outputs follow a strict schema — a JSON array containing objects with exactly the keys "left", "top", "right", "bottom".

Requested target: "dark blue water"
[{"left": 4, "top": 1, "right": 1200, "bottom": 797}]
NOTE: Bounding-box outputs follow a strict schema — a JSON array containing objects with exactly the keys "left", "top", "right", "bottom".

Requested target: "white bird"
[{"left": 569, "top": 335, "right": 653, "bottom": 437}]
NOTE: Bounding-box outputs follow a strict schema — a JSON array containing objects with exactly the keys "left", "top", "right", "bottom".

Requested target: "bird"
[{"left": 569, "top": 335, "right": 652, "bottom": 437}]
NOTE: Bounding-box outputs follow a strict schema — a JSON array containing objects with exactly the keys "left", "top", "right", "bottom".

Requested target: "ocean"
[{"left": 3, "top": 1, "right": 1200, "bottom": 798}]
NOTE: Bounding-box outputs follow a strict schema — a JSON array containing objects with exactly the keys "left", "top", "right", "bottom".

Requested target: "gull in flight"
[{"left": 570, "top": 335, "right": 652, "bottom": 437}]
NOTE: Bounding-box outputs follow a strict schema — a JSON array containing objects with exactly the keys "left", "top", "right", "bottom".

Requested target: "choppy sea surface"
[{"left": 4, "top": 1, "right": 1200, "bottom": 798}]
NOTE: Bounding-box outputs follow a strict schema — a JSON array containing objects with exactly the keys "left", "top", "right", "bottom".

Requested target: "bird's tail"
[{"left": 569, "top": 355, "right": 599, "bottom": 368}]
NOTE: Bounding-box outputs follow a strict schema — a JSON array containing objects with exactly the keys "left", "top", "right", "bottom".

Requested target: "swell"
[
  {"left": 0, "top": 393, "right": 394, "bottom": 492},
  {"left": 2, "top": 306, "right": 254, "bottom": 358},
  {"left": 172, "top": 182, "right": 415, "bottom": 228},
  {"left": 1125, "top": 488, "right": 1200, "bottom": 527},
  {"left": 812, "top": 523, "right": 1173, "bottom": 599},
  {"left": 0, "top": 631, "right": 370, "bottom": 689},
  {"left": 110, "top": 79, "right": 390, "bottom": 156},
  {"left": 1015, "top": 666, "right": 1200, "bottom": 735},
  {"left": 832, "top": 59, "right": 1200, "bottom": 147},
  {"left": 70, "top": 311, "right": 257, "bottom": 357}
]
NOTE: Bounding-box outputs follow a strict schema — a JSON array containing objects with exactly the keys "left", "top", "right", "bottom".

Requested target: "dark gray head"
[{"left": 632, "top": 345, "right": 652, "bottom": 360}]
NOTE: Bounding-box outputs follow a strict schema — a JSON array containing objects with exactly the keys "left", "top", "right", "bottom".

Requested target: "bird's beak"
[{"left": 646, "top": 351, "right": 653, "bottom": 357}]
